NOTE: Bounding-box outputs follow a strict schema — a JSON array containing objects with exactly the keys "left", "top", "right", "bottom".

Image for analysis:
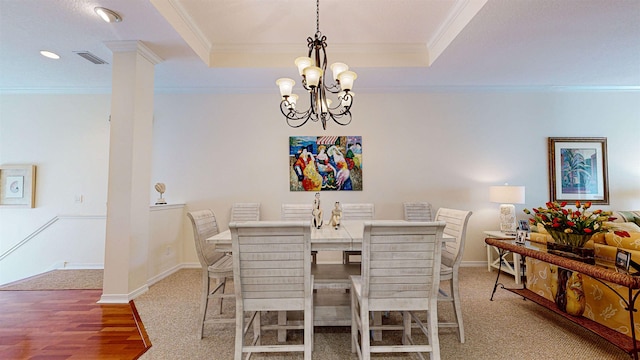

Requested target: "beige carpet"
[
  {"left": 3, "top": 267, "right": 629, "bottom": 359},
  {"left": 133, "top": 267, "right": 628, "bottom": 360},
  {"left": 0, "top": 269, "right": 103, "bottom": 290}
]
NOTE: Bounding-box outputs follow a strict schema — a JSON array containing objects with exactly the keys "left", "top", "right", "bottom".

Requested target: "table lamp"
[{"left": 489, "top": 184, "right": 525, "bottom": 234}]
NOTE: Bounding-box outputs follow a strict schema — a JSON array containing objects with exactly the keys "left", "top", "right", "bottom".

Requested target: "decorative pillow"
[
  {"left": 591, "top": 232, "right": 606, "bottom": 244},
  {"left": 594, "top": 243, "right": 616, "bottom": 261},
  {"left": 595, "top": 243, "right": 640, "bottom": 264},
  {"left": 604, "top": 232, "right": 640, "bottom": 251},
  {"left": 604, "top": 221, "right": 640, "bottom": 233},
  {"left": 610, "top": 211, "right": 640, "bottom": 223},
  {"left": 529, "top": 232, "right": 551, "bottom": 244},
  {"left": 635, "top": 217, "right": 640, "bottom": 227},
  {"left": 536, "top": 224, "right": 548, "bottom": 234}
]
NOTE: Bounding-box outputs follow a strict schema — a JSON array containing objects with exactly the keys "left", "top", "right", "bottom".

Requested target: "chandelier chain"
[{"left": 316, "top": 0, "right": 320, "bottom": 34}]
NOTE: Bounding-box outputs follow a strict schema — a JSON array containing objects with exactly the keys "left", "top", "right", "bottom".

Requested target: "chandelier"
[{"left": 276, "top": 0, "right": 357, "bottom": 130}]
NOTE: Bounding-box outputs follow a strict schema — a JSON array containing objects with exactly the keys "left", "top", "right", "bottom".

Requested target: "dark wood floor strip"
[
  {"left": 0, "top": 289, "right": 151, "bottom": 360},
  {"left": 129, "top": 300, "right": 151, "bottom": 352}
]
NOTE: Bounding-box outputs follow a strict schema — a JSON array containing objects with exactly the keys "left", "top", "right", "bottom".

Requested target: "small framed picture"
[
  {"left": 518, "top": 220, "right": 530, "bottom": 232},
  {"left": 548, "top": 137, "right": 609, "bottom": 204},
  {"left": 616, "top": 248, "right": 631, "bottom": 272},
  {"left": 0, "top": 164, "right": 36, "bottom": 208},
  {"left": 515, "top": 229, "right": 527, "bottom": 245}
]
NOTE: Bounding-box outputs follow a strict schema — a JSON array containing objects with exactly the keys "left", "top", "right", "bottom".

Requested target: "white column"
[{"left": 99, "top": 41, "right": 162, "bottom": 303}]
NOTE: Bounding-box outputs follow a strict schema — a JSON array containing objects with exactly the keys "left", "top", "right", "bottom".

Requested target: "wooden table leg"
[{"left": 278, "top": 311, "right": 287, "bottom": 342}]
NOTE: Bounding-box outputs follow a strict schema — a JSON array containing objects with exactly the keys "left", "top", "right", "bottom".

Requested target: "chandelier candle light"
[{"left": 276, "top": 0, "right": 357, "bottom": 130}]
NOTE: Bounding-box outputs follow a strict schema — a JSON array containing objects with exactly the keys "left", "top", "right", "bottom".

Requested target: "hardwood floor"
[{"left": 0, "top": 289, "right": 150, "bottom": 360}]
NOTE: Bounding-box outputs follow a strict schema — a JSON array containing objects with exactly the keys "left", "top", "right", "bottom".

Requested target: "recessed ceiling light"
[
  {"left": 40, "top": 50, "right": 60, "bottom": 59},
  {"left": 94, "top": 7, "right": 122, "bottom": 23}
]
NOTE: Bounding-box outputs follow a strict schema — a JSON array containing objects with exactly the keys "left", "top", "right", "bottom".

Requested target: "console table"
[
  {"left": 486, "top": 237, "right": 640, "bottom": 359},
  {"left": 484, "top": 230, "right": 523, "bottom": 284}
]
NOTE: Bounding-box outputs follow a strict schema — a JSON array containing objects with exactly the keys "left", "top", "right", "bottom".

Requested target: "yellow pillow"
[
  {"left": 594, "top": 243, "right": 616, "bottom": 261},
  {"left": 537, "top": 224, "right": 548, "bottom": 234},
  {"left": 604, "top": 221, "right": 640, "bottom": 233},
  {"left": 530, "top": 232, "right": 551, "bottom": 244},
  {"left": 604, "top": 232, "right": 640, "bottom": 251},
  {"left": 591, "top": 232, "right": 606, "bottom": 244},
  {"left": 595, "top": 243, "right": 640, "bottom": 265}
]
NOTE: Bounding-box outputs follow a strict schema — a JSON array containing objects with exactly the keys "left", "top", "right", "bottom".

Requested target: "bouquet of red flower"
[{"left": 523, "top": 201, "right": 629, "bottom": 246}]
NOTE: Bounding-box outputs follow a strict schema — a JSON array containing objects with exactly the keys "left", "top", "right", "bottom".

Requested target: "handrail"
[{"left": 0, "top": 215, "right": 106, "bottom": 262}]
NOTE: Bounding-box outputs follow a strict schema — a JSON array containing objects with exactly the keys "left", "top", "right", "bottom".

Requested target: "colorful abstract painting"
[{"left": 289, "top": 136, "right": 362, "bottom": 191}]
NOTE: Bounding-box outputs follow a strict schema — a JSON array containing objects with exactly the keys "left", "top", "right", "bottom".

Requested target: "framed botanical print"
[{"left": 548, "top": 137, "right": 608, "bottom": 204}]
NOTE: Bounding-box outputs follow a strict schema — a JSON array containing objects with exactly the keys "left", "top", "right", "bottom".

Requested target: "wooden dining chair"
[
  {"left": 403, "top": 201, "right": 433, "bottom": 222},
  {"left": 281, "top": 203, "right": 317, "bottom": 264},
  {"left": 187, "top": 209, "right": 235, "bottom": 339},
  {"left": 341, "top": 203, "right": 375, "bottom": 264},
  {"left": 230, "top": 221, "right": 314, "bottom": 360},
  {"left": 434, "top": 207, "right": 472, "bottom": 343},
  {"left": 230, "top": 202, "right": 261, "bottom": 222},
  {"left": 281, "top": 203, "right": 313, "bottom": 221},
  {"left": 350, "top": 220, "right": 446, "bottom": 360}
]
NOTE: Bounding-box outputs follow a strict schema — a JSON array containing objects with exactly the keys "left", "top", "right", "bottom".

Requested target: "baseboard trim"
[
  {"left": 146, "top": 263, "right": 201, "bottom": 287},
  {"left": 98, "top": 283, "right": 149, "bottom": 304},
  {"left": 461, "top": 261, "right": 487, "bottom": 267},
  {"left": 98, "top": 293, "right": 131, "bottom": 304},
  {"left": 50, "top": 262, "right": 104, "bottom": 270}
]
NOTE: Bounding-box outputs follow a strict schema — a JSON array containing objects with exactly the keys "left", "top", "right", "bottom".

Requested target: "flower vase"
[{"left": 546, "top": 228, "right": 595, "bottom": 264}]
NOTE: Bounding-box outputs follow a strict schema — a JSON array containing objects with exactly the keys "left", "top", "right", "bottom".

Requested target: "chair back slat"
[
  {"left": 231, "top": 221, "right": 312, "bottom": 309},
  {"left": 281, "top": 203, "right": 313, "bottom": 221},
  {"left": 361, "top": 221, "right": 445, "bottom": 308},
  {"left": 403, "top": 202, "right": 433, "bottom": 222},
  {"left": 341, "top": 203, "right": 375, "bottom": 220},
  {"left": 187, "top": 209, "right": 224, "bottom": 267},
  {"left": 230, "top": 202, "right": 261, "bottom": 222},
  {"left": 434, "top": 208, "right": 472, "bottom": 269}
]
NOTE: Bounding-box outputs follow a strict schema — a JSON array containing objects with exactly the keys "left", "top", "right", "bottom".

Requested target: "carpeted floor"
[
  {"left": 2, "top": 267, "right": 630, "bottom": 359},
  {"left": 0, "top": 269, "right": 103, "bottom": 290},
  {"left": 133, "top": 267, "right": 629, "bottom": 359}
]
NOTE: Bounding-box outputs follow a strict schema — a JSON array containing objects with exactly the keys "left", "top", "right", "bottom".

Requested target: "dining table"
[
  {"left": 207, "top": 220, "right": 453, "bottom": 339},
  {"left": 208, "top": 220, "right": 365, "bottom": 252}
]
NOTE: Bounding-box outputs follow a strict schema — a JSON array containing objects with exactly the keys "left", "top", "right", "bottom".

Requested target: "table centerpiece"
[{"left": 523, "top": 201, "right": 629, "bottom": 262}]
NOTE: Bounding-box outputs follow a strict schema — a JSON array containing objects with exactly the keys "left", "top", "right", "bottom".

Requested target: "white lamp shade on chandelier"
[
  {"left": 337, "top": 71, "right": 357, "bottom": 91},
  {"left": 276, "top": 78, "right": 295, "bottom": 97},
  {"left": 490, "top": 185, "right": 526, "bottom": 233},
  {"left": 303, "top": 66, "right": 323, "bottom": 87},
  {"left": 330, "top": 62, "right": 348, "bottom": 81}
]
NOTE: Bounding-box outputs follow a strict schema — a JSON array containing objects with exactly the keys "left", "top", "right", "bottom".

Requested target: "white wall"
[
  {"left": 0, "top": 94, "right": 110, "bottom": 284},
  {"left": 1, "top": 90, "right": 639, "bottom": 284}
]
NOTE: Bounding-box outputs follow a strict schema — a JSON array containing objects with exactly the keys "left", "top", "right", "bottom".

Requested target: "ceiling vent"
[{"left": 74, "top": 51, "right": 108, "bottom": 64}]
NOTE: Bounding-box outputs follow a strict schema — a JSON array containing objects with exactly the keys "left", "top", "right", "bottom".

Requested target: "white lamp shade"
[
  {"left": 295, "top": 57, "right": 312, "bottom": 76},
  {"left": 303, "top": 66, "right": 323, "bottom": 87},
  {"left": 489, "top": 185, "right": 525, "bottom": 204},
  {"left": 276, "top": 78, "right": 295, "bottom": 97},
  {"left": 337, "top": 70, "right": 357, "bottom": 91},
  {"left": 330, "top": 62, "right": 348, "bottom": 81}
]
